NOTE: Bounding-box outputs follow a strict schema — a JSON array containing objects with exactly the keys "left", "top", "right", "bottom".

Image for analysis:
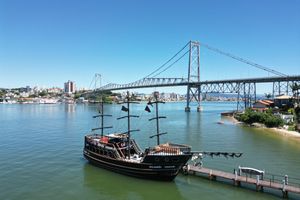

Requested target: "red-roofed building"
[{"left": 252, "top": 100, "right": 274, "bottom": 111}]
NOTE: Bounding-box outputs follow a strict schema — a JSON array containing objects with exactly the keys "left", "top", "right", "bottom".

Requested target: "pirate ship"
[{"left": 83, "top": 92, "right": 193, "bottom": 181}]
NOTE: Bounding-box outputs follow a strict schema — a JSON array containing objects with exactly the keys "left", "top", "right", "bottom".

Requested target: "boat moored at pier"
[{"left": 83, "top": 92, "right": 193, "bottom": 181}]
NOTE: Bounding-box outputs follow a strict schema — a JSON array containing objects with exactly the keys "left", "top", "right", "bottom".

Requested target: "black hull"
[{"left": 83, "top": 150, "right": 191, "bottom": 181}]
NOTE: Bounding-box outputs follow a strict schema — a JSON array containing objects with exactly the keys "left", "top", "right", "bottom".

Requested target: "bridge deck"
[{"left": 97, "top": 75, "right": 300, "bottom": 91}]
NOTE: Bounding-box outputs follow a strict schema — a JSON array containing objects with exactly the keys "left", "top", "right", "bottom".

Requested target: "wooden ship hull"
[{"left": 83, "top": 135, "right": 192, "bottom": 181}]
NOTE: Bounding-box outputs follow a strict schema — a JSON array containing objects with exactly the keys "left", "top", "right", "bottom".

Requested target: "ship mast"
[
  {"left": 146, "top": 92, "right": 167, "bottom": 145},
  {"left": 92, "top": 96, "right": 112, "bottom": 136},
  {"left": 117, "top": 91, "right": 139, "bottom": 159}
]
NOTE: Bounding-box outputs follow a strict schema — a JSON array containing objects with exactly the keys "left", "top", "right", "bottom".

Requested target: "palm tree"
[{"left": 265, "top": 93, "right": 272, "bottom": 99}]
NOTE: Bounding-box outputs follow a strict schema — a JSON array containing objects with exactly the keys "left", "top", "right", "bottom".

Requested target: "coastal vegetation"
[
  {"left": 234, "top": 83, "right": 300, "bottom": 131},
  {"left": 0, "top": 89, "right": 6, "bottom": 97},
  {"left": 295, "top": 107, "right": 300, "bottom": 131},
  {"left": 235, "top": 108, "right": 284, "bottom": 128},
  {"left": 291, "top": 83, "right": 300, "bottom": 131},
  {"left": 85, "top": 91, "right": 120, "bottom": 103}
]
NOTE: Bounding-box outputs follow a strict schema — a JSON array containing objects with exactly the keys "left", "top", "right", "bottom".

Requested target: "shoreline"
[
  {"left": 222, "top": 116, "right": 300, "bottom": 141},
  {"left": 268, "top": 127, "right": 300, "bottom": 140}
]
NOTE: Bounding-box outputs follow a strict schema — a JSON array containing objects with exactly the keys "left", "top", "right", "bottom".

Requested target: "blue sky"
[{"left": 0, "top": 0, "right": 299, "bottom": 93}]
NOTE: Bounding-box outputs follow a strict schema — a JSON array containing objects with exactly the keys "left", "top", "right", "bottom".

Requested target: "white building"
[
  {"left": 280, "top": 114, "right": 294, "bottom": 124},
  {"left": 48, "top": 87, "right": 63, "bottom": 94},
  {"left": 64, "top": 80, "right": 76, "bottom": 94}
]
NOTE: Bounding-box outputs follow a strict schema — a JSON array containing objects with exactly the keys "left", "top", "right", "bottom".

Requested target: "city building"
[
  {"left": 48, "top": 87, "right": 63, "bottom": 94},
  {"left": 64, "top": 80, "right": 76, "bottom": 94},
  {"left": 274, "top": 95, "right": 293, "bottom": 108}
]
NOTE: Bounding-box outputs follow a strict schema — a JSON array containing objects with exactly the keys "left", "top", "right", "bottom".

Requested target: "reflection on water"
[
  {"left": 83, "top": 163, "right": 184, "bottom": 200},
  {"left": 65, "top": 104, "right": 76, "bottom": 113},
  {"left": 0, "top": 102, "right": 300, "bottom": 200}
]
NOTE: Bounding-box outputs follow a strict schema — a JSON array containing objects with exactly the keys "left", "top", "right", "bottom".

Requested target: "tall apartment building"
[{"left": 64, "top": 80, "right": 76, "bottom": 94}]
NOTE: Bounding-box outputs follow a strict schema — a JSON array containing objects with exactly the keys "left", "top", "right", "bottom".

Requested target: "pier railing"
[
  {"left": 263, "top": 173, "right": 300, "bottom": 189},
  {"left": 239, "top": 170, "right": 300, "bottom": 188}
]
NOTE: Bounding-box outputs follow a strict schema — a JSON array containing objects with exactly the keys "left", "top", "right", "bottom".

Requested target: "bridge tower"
[{"left": 185, "top": 41, "right": 202, "bottom": 112}]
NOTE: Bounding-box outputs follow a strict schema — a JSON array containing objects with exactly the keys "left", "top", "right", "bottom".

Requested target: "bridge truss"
[
  {"left": 96, "top": 76, "right": 300, "bottom": 111},
  {"left": 94, "top": 41, "right": 300, "bottom": 111}
]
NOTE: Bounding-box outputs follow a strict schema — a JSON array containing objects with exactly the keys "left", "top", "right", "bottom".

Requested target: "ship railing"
[
  {"left": 169, "top": 143, "right": 192, "bottom": 153},
  {"left": 86, "top": 133, "right": 102, "bottom": 139},
  {"left": 85, "top": 137, "right": 125, "bottom": 159},
  {"left": 85, "top": 135, "right": 103, "bottom": 144},
  {"left": 113, "top": 148, "right": 121, "bottom": 159},
  {"left": 114, "top": 143, "right": 125, "bottom": 158},
  {"left": 131, "top": 140, "right": 142, "bottom": 155},
  {"left": 146, "top": 145, "right": 191, "bottom": 155},
  {"left": 167, "top": 143, "right": 192, "bottom": 153}
]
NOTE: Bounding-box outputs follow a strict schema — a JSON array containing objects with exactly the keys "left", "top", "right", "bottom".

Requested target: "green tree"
[
  {"left": 39, "top": 91, "right": 47, "bottom": 97},
  {"left": 264, "top": 115, "right": 284, "bottom": 127},
  {"left": 0, "top": 90, "right": 4, "bottom": 97},
  {"left": 29, "top": 94, "right": 38, "bottom": 98},
  {"left": 291, "top": 83, "right": 300, "bottom": 131},
  {"left": 237, "top": 109, "right": 284, "bottom": 128},
  {"left": 74, "top": 93, "right": 82, "bottom": 99}
]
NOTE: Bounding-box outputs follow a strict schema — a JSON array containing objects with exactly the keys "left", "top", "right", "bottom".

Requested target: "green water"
[{"left": 0, "top": 102, "right": 299, "bottom": 200}]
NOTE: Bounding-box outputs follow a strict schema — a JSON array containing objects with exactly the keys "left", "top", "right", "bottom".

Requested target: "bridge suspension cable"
[
  {"left": 89, "top": 73, "right": 102, "bottom": 90},
  {"left": 143, "top": 42, "right": 190, "bottom": 79},
  {"left": 200, "top": 42, "right": 288, "bottom": 77},
  {"left": 151, "top": 50, "right": 189, "bottom": 77}
]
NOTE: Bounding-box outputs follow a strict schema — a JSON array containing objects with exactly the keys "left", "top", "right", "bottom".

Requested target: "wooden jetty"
[{"left": 183, "top": 165, "right": 300, "bottom": 198}]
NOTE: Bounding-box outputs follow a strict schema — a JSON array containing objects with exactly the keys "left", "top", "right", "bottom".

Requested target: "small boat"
[{"left": 83, "top": 92, "right": 193, "bottom": 181}]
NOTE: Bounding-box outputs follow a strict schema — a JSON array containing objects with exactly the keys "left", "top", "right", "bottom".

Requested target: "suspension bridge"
[{"left": 92, "top": 41, "right": 300, "bottom": 111}]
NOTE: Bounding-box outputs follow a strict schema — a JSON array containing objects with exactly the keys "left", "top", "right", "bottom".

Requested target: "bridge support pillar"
[
  {"left": 185, "top": 85, "right": 191, "bottom": 112},
  {"left": 237, "top": 82, "right": 256, "bottom": 111},
  {"left": 186, "top": 85, "right": 201, "bottom": 112},
  {"left": 197, "top": 106, "right": 202, "bottom": 112},
  {"left": 185, "top": 106, "right": 191, "bottom": 112}
]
